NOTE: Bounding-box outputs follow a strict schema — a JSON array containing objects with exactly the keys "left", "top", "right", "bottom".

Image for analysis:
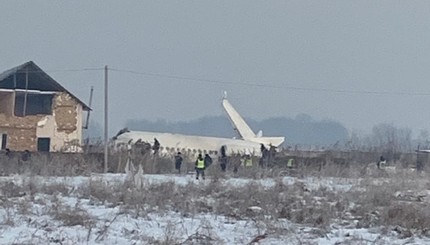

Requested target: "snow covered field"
[{"left": 0, "top": 172, "right": 429, "bottom": 244}]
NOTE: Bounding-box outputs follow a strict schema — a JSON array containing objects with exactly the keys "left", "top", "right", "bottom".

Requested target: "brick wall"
[{"left": 0, "top": 92, "right": 81, "bottom": 152}]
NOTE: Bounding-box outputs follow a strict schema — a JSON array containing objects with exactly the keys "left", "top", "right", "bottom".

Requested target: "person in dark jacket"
[
  {"left": 152, "top": 138, "right": 160, "bottom": 154},
  {"left": 260, "top": 144, "right": 269, "bottom": 168},
  {"left": 377, "top": 155, "right": 386, "bottom": 169},
  {"left": 195, "top": 154, "right": 205, "bottom": 180},
  {"left": 174, "top": 152, "right": 183, "bottom": 174},
  {"left": 219, "top": 146, "right": 227, "bottom": 172},
  {"left": 220, "top": 156, "right": 227, "bottom": 172},
  {"left": 204, "top": 154, "right": 212, "bottom": 168}
]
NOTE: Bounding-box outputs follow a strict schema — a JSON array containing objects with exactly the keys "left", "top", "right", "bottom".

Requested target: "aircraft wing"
[{"left": 251, "top": 136, "right": 285, "bottom": 147}]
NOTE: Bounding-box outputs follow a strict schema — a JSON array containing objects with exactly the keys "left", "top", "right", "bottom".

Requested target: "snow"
[{"left": 0, "top": 173, "right": 429, "bottom": 244}]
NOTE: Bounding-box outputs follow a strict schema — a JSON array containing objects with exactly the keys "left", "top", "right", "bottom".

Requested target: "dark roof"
[{"left": 0, "top": 61, "right": 91, "bottom": 111}]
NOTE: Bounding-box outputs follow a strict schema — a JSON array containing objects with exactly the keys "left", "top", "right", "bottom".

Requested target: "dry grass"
[
  {"left": 76, "top": 172, "right": 430, "bottom": 238},
  {"left": 75, "top": 176, "right": 342, "bottom": 231},
  {"left": 1, "top": 149, "right": 430, "bottom": 242},
  {"left": 51, "top": 204, "right": 93, "bottom": 227},
  {"left": 2, "top": 166, "right": 429, "bottom": 233},
  {"left": 0, "top": 152, "right": 103, "bottom": 176}
]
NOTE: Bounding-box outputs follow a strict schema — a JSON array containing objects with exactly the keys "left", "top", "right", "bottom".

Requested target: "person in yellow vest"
[
  {"left": 195, "top": 154, "right": 205, "bottom": 180},
  {"left": 244, "top": 154, "right": 253, "bottom": 167},
  {"left": 240, "top": 156, "right": 245, "bottom": 166},
  {"left": 287, "top": 158, "right": 294, "bottom": 169}
]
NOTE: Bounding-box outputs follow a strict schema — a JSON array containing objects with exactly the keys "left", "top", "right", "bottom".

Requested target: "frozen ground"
[{"left": 0, "top": 173, "right": 429, "bottom": 244}]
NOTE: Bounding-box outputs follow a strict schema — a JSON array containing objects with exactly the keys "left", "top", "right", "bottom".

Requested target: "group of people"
[
  {"left": 173, "top": 144, "right": 274, "bottom": 179},
  {"left": 174, "top": 152, "right": 212, "bottom": 180},
  {"left": 172, "top": 144, "right": 283, "bottom": 179},
  {"left": 259, "top": 144, "right": 277, "bottom": 168}
]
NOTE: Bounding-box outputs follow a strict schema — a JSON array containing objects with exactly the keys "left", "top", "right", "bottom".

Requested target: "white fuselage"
[
  {"left": 114, "top": 95, "right": 284, "bottom": 159},
  {"left": 115, "top": 130, "right": 263, "bottom": 158}
]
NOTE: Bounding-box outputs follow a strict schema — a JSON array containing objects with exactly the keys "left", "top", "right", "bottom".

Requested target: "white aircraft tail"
[
  {"left": 256, "top": 130, "right": 263, "bottom": 138},
  {"left": 222, "top": 97, "right": 256, "bottom": 140},
  {"left": 222, "top": 94, "right": 285, "bottom": 147}
]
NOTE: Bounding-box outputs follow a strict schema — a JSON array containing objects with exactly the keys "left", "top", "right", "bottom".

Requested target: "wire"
[
  {"left": 7, "top": 65, "right": 430, "bottom": 96},
  {"left": 109, "top": 67, "right": 430, "bottom": 96},
  {"left": 46, "top": 68, "right": 105, "bottom": 73},
  {"left": 10, "top": 67, "right": 104, "bottom": 74}
]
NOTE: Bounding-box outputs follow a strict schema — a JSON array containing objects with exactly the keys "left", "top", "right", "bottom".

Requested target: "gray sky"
[{"left": 2, "top": 1, "right": 430, "bottom": 135}]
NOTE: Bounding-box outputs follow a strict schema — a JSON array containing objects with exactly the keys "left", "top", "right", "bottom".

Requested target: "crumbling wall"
[
  {"left": 0, "top": 114, "right": 42, "bottom": 151},
  {"left": 36, "top": 92, "right": 83, "bottom": 152},
  {"left": 54, "top": 93, "right": 78, "bottom": 134},
  {"left": 0, "top": 91, "right": 83, "bottom": 152}
]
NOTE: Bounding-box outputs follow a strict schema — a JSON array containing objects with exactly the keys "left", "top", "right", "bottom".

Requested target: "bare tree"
[{"left": 371, "top": 123, "right": 412, "bottom": 154}]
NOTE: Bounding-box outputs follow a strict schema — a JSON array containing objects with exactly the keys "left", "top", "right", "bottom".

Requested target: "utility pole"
[{"left": 104, "top": 65, "right": 109, "bottom": 173}]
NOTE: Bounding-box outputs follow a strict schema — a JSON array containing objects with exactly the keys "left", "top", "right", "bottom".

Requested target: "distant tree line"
[{"left": 346, "top": 123, "right": 429, "bottom": 153}]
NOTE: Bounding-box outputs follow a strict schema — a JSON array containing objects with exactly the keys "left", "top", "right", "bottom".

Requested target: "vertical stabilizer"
[
  {"left": 222, "top": 93, "right": 285, "bottom": 147},
  {"left": 222, "top": 97, "right": 256, "bottom": 140}
]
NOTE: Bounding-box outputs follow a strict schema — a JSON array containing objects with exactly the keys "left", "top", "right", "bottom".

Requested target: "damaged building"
[{"left": 0, "top": 61, "right": 91, "bottom": 152}]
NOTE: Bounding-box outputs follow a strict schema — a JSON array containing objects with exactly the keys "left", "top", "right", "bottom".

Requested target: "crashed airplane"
[{"left": 114, "top": 93, "right": 285, "bottom": 157}]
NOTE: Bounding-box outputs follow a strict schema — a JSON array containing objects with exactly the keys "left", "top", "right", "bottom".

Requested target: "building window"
[
  {"left": 37, "top": 138, "right": 51, "bottom": 152},
  {"left": 1, "top": 134, "right": 7, "bottom": 150},
  {"left": 14, "top": 92, "right": 53, "bottom": 116},
  {"left": 0, "top": 91, "right": 14, "bottom": 116}
]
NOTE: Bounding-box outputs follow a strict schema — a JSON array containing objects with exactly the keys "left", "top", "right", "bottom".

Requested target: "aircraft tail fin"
[
  {"left": 222, "top": 93, "right": 285, "bottom": 147},
  {"left": 256, "top": 130, "right": 263, "bottom": 138},
  {"left": 222, "top": 97, "right": 256, "bottom": 140}
]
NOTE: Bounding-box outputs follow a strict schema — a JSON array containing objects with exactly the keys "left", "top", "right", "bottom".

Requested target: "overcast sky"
[{"left": 2, "top": 1, "right": 430, "bottom": 135}]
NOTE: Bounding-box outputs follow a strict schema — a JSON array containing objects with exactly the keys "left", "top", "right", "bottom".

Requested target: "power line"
[
  {"left": 11, "top": 67, "right": 104, "bottom": 74},
  {"left": 7, "top": 65, "right": 430, "bottom": 96},
  {"left": 109, "top": 67, "right": 430, "bottom": 96},
  {"left": 45, "top": 68, "right": 105, "bottom": 73}
]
